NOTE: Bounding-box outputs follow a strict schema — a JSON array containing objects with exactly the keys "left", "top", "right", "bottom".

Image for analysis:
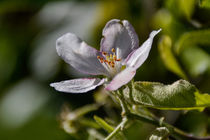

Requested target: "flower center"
[{"left": 97, "top": 48, "right": 122, "bottom": 77}]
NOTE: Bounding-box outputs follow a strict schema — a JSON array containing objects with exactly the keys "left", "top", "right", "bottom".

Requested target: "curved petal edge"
[
  {"left": 100, "top": 19, "right": 139, "bottom": 60},
  {"left": 56, "top": 33, "right": 109, "bottom": 76},
  {"left": 125, "top": 29, "right": 161, "bottom": 69},
  {"left": 50, "top": 78, "right": 105, "bottom": 93}
]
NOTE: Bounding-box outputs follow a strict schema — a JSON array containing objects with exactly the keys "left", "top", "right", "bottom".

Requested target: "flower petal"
[
  {"left": 56, "top": 33, "right": 109, "bottom": 76},
  {"left": 100, "top": 19, "right": 139, "bottom": 60},
  {"left": 50, "top": 78, "right": 105, "bottom": 93},
  {"left": 125, "top": 29, "right": 161, "bottom": 69},
  {"left": 105, "top": 67, "right": 136, "bottom": 91}
]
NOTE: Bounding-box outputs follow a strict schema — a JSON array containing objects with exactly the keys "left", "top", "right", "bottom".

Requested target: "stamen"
[
  {"left": 102, "top": 52, "right": 107, "bottom": 55},
  {"left": 97, "top": 56, "right": 105, "bottom": 64},
  {"left": 97, "top": 48, "right": 122, "bottom": 75},
  {"left": 111, "top": 48, "right": 115, "bottom": 53},
  {"left": 111, "top": 61, "right": 115, "bottom": 65},
  {"left": 104, "top": 60, "right": 109, "bottom": 63}
]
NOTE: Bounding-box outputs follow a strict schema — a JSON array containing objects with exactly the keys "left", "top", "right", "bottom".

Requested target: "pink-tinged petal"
[
  {"left": 50, "top": 78, "right": 105, "bottom": 93},
  {"left": 125, "top": 29, "right": 161, "bottom": 69},
  {"left": 100, "top": 19, "right": 139, "bottom": 60},
  {"left": 105, "top": 67, "right": 136, "bottom": 91},
  {"left": 56, "top": 33, "right": 109, "bottom": 76}
]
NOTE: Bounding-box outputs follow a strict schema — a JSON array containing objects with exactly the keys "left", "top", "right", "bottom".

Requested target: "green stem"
[
  {"left": 116, "top": 90, "right": 129, "bottom": 117},
  {"left": 129, "top": 113, "right": 210, "bottom": 140},
  {"left": 74, "top": 104, "right": 100, "bottom": 118},
  {"left": 110, "top": 87, "right": 210, "bottom": 140},
  {"left": 104, "top": 117, "right": 128, "bottom": 140}
]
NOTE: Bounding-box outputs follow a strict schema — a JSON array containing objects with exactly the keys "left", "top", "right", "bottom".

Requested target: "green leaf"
[
  {"left": 200, "top": 0, "right": 210, "bottom": 8},
  {"left": 178, "top": 0, "right": 196, "bottom": 19},
  {"left": 124, "top": 80, "right": 210, "bottom": 111},
  {"left": 175, "top": 30, "right": 210, "bottom": 54},
  {"left": 94, "top": 116, "right": 126, "bottom": 140},
  {"left": 94, "top": 115, "right": 114, "bottom": 133},
  {"left": 158, "top": 35, "right": 187, "bottom": 79},
  {"left": 149, "top": 127, "right": 170, "bottom": 140},
  {"left": 152, "top": 9, "right": 186, "bottom": 40},
  {"left": 166, "top": 0, "right": 196, "bottom": 19},
  {"left": 180, "top": 46, "right": 210, "bottom": 77}
]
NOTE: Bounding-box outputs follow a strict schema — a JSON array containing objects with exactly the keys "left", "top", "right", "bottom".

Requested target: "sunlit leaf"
[
  {"left": 200, "top": 0, "right": 210, "bottom": 8},
  {"left": 175, "top": 30, "right": 210, "bottom": 54},
  {"left": 123, "top": 80, "right": 210, "bottom": 111},
  {"left": 180, "top": 46, "right": 210, "bottom": 77},
  {"left": 158, "top": 35, "right": 187, "bottom": 79},
  {"left": 149, "top": 127, "right": 169, "bottom": 140},
  {"left": 178, "top": 0, "right": 196, "bottom": 19},
  {"left": 152, "top": 9, "right": 186, "bottom": 40},
  {"left": 166, "top": 0, "right": 196, "bottom": 19}
]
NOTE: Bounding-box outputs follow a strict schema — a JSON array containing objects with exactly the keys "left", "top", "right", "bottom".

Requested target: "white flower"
[{"left": 50, "top": 19, "right": 161, "bottom": 93}]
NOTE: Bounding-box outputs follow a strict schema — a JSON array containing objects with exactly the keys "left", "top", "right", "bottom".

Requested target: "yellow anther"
[
  {"left": 98, "top": 50, "right": 121, "bottom": 69},
  {"left": 102, "top": 52, "right": 107, "bottom": 55},
  {"left": 104, "top": 60, "right": 108, "bottom": 63},
  {"left": 111, "top": 61, "right": 115, "bottom": 65},
  {"left": 111, "top": 48, "right": 115, "bottom": 52}
]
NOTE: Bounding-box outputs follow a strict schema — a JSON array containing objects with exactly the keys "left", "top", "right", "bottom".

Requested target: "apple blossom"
[{"left": 50, "top": 19, "right": 161, "bottom": 93}]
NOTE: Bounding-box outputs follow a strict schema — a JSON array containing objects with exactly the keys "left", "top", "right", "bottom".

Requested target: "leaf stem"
[
  {"left": 116, "top": 90, "right": 129, "bottom": 117},
  {"left": 104, "top": 117, "right": 128, "bottom": 140}
]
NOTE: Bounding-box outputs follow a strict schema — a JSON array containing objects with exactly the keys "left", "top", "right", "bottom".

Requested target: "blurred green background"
[{"left": 0, "top": 0, "right": 210, "bottom": 140}]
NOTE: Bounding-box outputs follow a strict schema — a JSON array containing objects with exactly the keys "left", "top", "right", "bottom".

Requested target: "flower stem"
[
  {"left": 104, "top": 90, "right": 129, "bottom": 140},
  {"left": 116, "top": 90, "right": 129, "bottom": 117},
  {"left": 104, "top": 117, "right": 128, "bottom": 140}
]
